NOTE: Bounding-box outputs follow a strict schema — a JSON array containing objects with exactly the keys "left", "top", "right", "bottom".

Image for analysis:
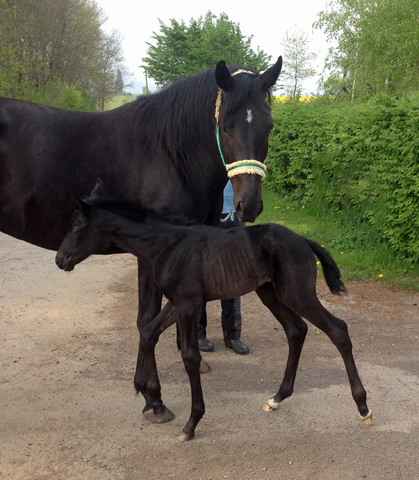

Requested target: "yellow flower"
[
  {"left": 321, "top": 245, "right": 324, "bottom": 247},
  {"left": 316, "top": 261, "right": 320, "bottom": 265},
  {"left": 379, "top": 274, "right": 383, "bottom": 278},
  {"left": 302, "top": 206, "right": 305, "bottom": 208},
  {"left": 287, "top": 207, "right": 289, "bottom": 209},
  {"left": 340, "top": 251, "right": 344, "bottom": 254},
  {"left": 274, "top": 206, "right": 278, "bottom": 209}
]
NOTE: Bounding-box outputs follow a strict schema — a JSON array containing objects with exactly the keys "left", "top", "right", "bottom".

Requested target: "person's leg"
[
  {"left": 221, "top": 297, "right": 249, "bottom": 355},
  {"left": 221, "top": 297, "right": 242, "bottom": 340}
]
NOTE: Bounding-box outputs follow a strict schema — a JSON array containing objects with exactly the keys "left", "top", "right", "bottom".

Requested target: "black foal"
[{"left": 56, "top": 180, "right": 371, "bottom": 441}]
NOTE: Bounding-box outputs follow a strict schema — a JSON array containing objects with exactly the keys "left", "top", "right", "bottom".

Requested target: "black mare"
[
  {"left": 0, "top": 57, "right": 282, "bottom": 418},
  {"left": 56, "top": 180, "right": 372, "bottom": 441}
]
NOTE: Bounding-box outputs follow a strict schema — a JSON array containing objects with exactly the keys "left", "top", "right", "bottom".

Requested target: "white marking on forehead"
[{"left": 246, "top": 109, "right": 253, "bottom": 123}]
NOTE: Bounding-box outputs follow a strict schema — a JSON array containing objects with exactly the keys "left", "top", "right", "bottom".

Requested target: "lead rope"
[
  {"left": 220, "top": 207, "right": 235, "bottom": 223},
  {"left": 215, "top": 70, "right": 267, "bottom": 179}
]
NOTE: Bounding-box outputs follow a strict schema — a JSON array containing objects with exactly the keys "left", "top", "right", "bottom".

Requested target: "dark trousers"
[{"left": 198, "top": 213, "right": 245, "bottom": 341}]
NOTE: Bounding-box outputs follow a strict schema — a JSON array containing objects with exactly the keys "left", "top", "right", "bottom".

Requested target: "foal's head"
[{"left": 56, "top": 180, "right": 112, "bottom": 271}]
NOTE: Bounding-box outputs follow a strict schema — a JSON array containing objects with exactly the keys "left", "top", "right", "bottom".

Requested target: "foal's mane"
[{"left": 127, "top": 65, "right": 261, "bottom": 173}]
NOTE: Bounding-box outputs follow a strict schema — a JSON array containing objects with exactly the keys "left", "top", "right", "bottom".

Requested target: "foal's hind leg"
[
  {"left": 281, "top": 291, "right": 371, "bottom": 425},
  {"left": 256, "top": 283, "right": 308, "bottom": 411},
  {"left": 136, "top": 302, "right": 177, "bottom": 424}
]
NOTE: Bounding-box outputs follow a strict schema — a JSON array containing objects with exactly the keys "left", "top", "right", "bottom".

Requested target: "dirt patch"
[{"left": 1, "top": 233, "right": 418, "bottom": 480}]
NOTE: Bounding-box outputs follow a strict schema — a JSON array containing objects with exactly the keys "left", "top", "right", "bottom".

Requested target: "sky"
[{"left": 96, "top": 0, "right": 331, "bottom": 95}]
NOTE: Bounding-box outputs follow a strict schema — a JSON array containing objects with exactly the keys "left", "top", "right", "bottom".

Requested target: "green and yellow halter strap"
[{"left": 215, "top": 69, "right": 267, "bottom": 179}]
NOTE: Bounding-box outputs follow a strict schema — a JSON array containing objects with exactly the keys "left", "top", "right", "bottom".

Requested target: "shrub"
[{"left": 266, "top": 96, "right": 419, "bottom": 262}]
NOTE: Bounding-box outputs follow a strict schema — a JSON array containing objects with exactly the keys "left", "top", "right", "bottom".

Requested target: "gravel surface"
[{"left": 1, "top": 232, "right": 418, "bottom": 480}]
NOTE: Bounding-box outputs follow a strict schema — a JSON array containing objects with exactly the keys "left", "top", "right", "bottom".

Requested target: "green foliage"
[
  {"left": 142, "top": 11, "right": 271, "bottom": 87},
  {"left": 0, "top": 0, "right": 124, "bottom": 111},
  {"left": 57, "top": 85, "right": 83, "bottom": 110},
  {"left": 315, "top": 0, "right": 419, "bottom": 99},
  {"left": 265, "top": 96, "right": 419, "bottom": 263}
]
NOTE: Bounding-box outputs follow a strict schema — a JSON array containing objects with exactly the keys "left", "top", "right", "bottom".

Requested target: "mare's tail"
[{"left": 305, "top": 239, "right": 347, "bottom": 295}]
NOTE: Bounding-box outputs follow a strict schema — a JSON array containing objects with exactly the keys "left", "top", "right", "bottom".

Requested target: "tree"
[
  {"left": 314, "top": 0, "right": 419, "bottom": 100},
  {"left": 0, "top": 0, "right": 128, "bottom": 109},
  {"left": 115, "top": 69, "right": 124, "bottom": 94},
  {"left": 142, "top": 11, "right": 271, "bottom": 87},
  {"left": 280, "top": 30, "right": 317, "bottom": 97},
  {"left": 89, "top": 29, "right": 125, "bottom": 111}
]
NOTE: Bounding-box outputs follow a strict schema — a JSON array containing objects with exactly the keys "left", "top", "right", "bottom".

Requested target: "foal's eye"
[{"left": 70, "top": 222, "right": 83, "bottom": 237}]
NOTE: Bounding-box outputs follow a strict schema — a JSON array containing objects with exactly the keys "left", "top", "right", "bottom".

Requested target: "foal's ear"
[
  {"left": 91, "top": 178, "right": 105, "bottom": 197},
  {"left": 215, "top": 61, "right": 234, "bottom": 92},
  {"left": 71, "top": 196, "right": 90, "bottom": 215},
  {"left": 260, "top": 56, "right": 283, "bottom": 91}
]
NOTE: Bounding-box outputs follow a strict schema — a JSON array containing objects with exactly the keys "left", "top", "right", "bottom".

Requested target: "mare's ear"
[
  {"left": 91, "top": 178, "right": 105, "bottom": 197},
  {"left": 215, "top": 61, "right": 234, "bottom": 92},
  {"left": 260, "top": 56, "right": 282, "bottom": 91},
  {"left": 71, "top": 196, "right": 90, "bottom": 215}
]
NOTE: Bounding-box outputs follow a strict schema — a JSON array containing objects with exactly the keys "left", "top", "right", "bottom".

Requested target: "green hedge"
[{"left": 265, "top": 96, "right": 419, "bottom": 262}]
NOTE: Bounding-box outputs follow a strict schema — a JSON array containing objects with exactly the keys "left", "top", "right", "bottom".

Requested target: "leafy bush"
[{"left": 266, "top": 96, "right": 419, "bottom": 262}]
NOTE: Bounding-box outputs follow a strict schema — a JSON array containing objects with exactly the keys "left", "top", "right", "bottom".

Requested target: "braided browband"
[{"left": 215, "top": 69, "right": 267, "bottom": 178}]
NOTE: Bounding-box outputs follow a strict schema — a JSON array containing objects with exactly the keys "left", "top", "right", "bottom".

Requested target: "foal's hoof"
[
  {"left": 360, "top": 409, "right": 372, "bottom": 426},
  {"left": 262, "top": 397, "right": 279, "bottom": 412},
  {"left": 142, "top": 407, "right": 175, "bottom": 423},
  {"left": 199, "top": 358, "right": 211, "bottom": 374},
  {"left": 178, "top": 431, "right": 193, "bottom": 442}
]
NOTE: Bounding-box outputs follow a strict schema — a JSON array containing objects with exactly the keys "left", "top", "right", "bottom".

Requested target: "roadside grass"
[
  {"left": 255, "top": 187, "right": 419, "bottom": 291},
  {"left": 105, "top": 94, "right": 133, "bottom": 110}
]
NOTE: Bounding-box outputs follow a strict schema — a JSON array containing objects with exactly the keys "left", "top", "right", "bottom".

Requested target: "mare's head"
[
  {"left": 55, "top": 180, "right": 111, "bottom": 271},
  {"left": 215, "top": 56, "right": 282, "bottom": 222}
]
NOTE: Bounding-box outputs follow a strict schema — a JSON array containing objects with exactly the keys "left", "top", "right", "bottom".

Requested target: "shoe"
[
  {"left": 198, "top": 337, "right": 214, "bottom": 352},
  {"left": 224, "top": 338, "right": 249, "bottom": 355}
]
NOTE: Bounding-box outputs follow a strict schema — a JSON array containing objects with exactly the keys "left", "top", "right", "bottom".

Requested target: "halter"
[{"left": 215, "top": 69, "right": 267, "bottom": 179}]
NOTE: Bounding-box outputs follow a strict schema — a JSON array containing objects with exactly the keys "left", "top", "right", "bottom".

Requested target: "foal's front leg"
[
  {"left": 134, "top": 260, "right": 163, "bottom": 409},
  {"left": 137, "top": 301, "right": 178, "bottom": 424},
  {"left": 176, "top": 301, "right": 205, "bottom": 441}
]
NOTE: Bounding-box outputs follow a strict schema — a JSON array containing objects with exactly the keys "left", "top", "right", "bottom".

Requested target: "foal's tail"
[{"left": 305, "top": 239, "right": 347, "bottom": 295}]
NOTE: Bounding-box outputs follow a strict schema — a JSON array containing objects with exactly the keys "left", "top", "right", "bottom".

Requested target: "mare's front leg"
[
  {"left": 176, "top": 300, "right": 205, "bottom": 441},
  {"left": 134, "top": 259, "right": 163, "bottom": 410},
  {"left": 138, "top": 301, "right": 177, "bottom": 424},
  {"left": 256, "top": 283, "right": 308, "bottom": 412}
]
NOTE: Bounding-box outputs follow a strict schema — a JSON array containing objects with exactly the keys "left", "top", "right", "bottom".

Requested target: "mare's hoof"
[
  {"left": 178, "top": 431, "right": 193, "bottom": 442},
  {"left": 143, "top": 407, "right": 175, "bottom": 423},
  {"left": 262, "top": 397, "right": 279, "bottom": 412},
  {"left": 360, "top": 409, "right": 372, "bottom": 426},
  {"left": 199, "top": 358, "right": 211, "bottom": 374}
]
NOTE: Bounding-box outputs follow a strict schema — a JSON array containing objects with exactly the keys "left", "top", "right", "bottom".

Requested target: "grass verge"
[
  {"left": 255, "top": 187, "right": 419, "bottom": 291},
  {"left": 105, "top": 94, "right": 133, "bottom": 110}
]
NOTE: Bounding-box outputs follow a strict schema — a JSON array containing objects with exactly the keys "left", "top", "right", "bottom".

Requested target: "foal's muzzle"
[{"left": 55, "top": 252, "right": 74, "bottom": 272}]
